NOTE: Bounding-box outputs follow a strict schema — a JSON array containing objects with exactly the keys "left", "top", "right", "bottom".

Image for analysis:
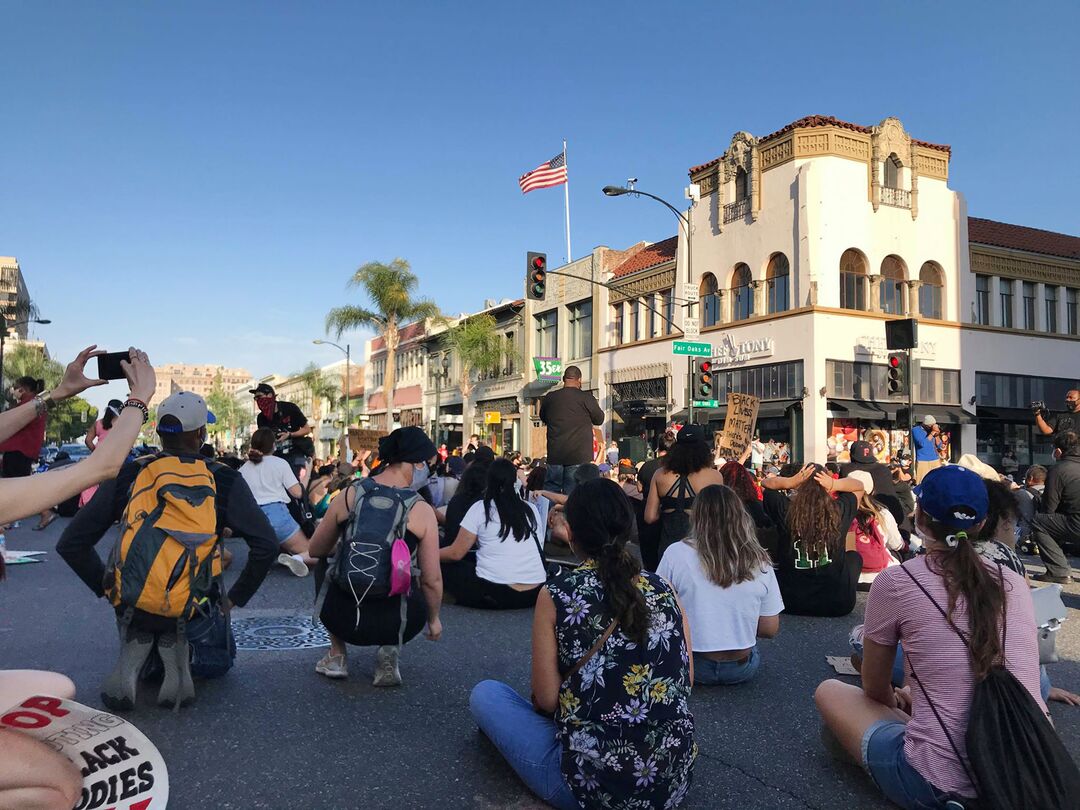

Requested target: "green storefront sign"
[{"left": 533, "top": 357, "right": 563, "bottom": 381}]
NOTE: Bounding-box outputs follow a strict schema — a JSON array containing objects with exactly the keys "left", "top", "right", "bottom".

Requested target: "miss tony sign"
[{"left": 1, "top": 696, "right": 169, "bottom": 809}]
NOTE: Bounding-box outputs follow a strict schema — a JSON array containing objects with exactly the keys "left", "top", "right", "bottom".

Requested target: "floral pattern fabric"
[{"left": 548, "top": 563, "right": 696, "bottom": 809}]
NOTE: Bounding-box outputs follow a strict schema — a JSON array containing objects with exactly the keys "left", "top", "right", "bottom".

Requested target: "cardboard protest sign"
[
  {"left": 716, "top": 392, "right": 760, "bottom": 458},
  {"left": 0, "top": 696, "right": 169, "bottom": 810},
  {"left": 348, "top": 427, "right": 388, "bottom": 454}
]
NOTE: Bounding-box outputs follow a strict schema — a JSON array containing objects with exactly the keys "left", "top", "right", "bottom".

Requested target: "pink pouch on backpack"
[{"left": 388, "top": 537, "right": 412, "bottom": 596}]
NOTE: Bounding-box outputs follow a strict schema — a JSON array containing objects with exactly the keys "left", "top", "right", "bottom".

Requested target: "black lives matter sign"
[
  {"left": 717, "top": 392, "right": 760, "bottom": 459},
  {"left": 1, "top": 695, "right": 169, "bottom": 809}
]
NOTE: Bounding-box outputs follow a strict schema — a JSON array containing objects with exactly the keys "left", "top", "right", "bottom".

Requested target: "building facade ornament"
[{"left": 608, "top": 265, "right": 677, "bottom": 304}]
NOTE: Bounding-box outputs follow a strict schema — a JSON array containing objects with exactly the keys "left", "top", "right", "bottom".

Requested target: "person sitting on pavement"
[
  {"left": 658, "top": 483, "right": 782, "bottom": 685},
  {"left": 845, "top": 470, "right": 904, "bottom": 583},
  {"left": 440, "top": 458, "right": 546, "bottom": 609},
  {"left": 240, "top": 428, "right": 318, "bottom": 577},
  {"left": 308, "top": 426, "right": 442, "bottom": 684},
  {"left": 58, "top": 389, "right": 278, "bottom": 710},
  {"left": 440, "top": 455, "right": 490, "bottom": 545},
  {"left": 761, "top": 464, "right": 864, "bottom": 617},
  {"left": 1030, "top": 431, "right": 1080, "bottom": 584},
  {"left": 840, "top": 440, "right": 904, "bottom": 526},
  {"left": 644, "top": 425, "right": 725, "bottom": 562},
  {"left": 814, "top": 465, "right": 1048, "bottom": 810},
  {"left": 1015, "top": 464, "right": 1047, "bottom": 554},
  {"left": 470, "top": 478, "right": 696, "bottom": 810}
]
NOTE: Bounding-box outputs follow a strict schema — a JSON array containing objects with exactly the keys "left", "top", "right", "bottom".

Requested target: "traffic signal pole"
[{"left": 907, "top": 348, "right": 915, "bottom": 467}]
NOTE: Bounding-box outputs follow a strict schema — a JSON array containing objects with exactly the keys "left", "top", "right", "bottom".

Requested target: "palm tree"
[
  {"left": 325, "top": 259, "right": 439, "bottom": 428},
  {"left": 296, "top": 362, "right": 341, "bottom": 428},
  {"left": 441, "top": 313, "right": 517, "bottom": 436}
]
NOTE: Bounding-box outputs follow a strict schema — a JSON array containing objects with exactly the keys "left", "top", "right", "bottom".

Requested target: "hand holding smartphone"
[{"left": 96, "top": 350, "right": 132, "bottom": 381}]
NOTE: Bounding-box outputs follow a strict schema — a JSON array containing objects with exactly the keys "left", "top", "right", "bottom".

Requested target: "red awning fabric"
[{"left": 367, "top": 385, "right": 422, "bottom": 413}]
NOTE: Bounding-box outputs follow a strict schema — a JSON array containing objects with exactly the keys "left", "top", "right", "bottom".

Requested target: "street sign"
[
  {"left": 692, "top": 399, "right": 719, "bottom": 408},
  {"left": 533, "top": 356, "right": 563, "bottom": 381},
  {"left": 682, "top": 317, "right": 700, "bottom": 339},
  {"left": 672, "top": 341, "right": 712, "bottom": 357},
  {"left": 681, "top": 282, "right": 699, "bottom": 303}
]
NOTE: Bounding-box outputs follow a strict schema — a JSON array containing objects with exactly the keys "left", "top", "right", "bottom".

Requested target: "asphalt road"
[{"left": 2, "top": 518, "right": 1078, "bottom": 810}]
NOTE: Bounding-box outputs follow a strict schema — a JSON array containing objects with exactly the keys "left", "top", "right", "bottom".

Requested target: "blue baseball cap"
[{"left": 913, "top": 465, "right": 988, "bottom": 529}]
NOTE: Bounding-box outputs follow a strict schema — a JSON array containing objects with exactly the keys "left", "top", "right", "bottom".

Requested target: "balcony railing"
[
  {"left": 723, "top": 198, "right": 751, "bottom": 223},
  {"left": 879, "top": 186, "right": 911, "bottom": 209}
]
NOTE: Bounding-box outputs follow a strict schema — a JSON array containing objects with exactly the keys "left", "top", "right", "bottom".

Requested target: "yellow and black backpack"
[{"left": 105, "top": 454, "right": 223, "bottom": 622}]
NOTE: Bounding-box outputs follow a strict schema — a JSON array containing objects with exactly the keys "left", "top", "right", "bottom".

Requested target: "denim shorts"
[
  {"left": 861, "top": 720, "right": 959, "bottom": 810},
  {"left": 693, "top": 647, "right": 760, "bottom": 685},
  {"left": 261, "top": 501, "right": 300, "bottom": 544}
]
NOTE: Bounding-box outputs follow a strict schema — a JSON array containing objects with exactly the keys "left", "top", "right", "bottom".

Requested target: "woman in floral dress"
[{"left": 470, "top": 478, "right": 696, "bottom": 809}]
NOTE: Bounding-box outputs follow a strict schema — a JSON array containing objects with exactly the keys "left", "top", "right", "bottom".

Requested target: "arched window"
[
  {"left": 918, "top": 262, "right": 944, "bottom": 320},
  {"left": 766, "top": 254, "right": 790, "bottom": 314},
  {"left": 700, "top": 273, "right": 720, "bottom": 328},
  {"left": 735, "top": 167, "right": 749, "bottom": 202},
  {"left": 730, "top": 264, "right": 753, "bottom": 321},
  {"left": 880, "top": 256, "right": 906, "bottom": 315},
  {"left": 884, "top": 153, "right": 901, "bottom": 189},
  {"left": 839, "top": 249, "right": 868, "bottom": 310}
]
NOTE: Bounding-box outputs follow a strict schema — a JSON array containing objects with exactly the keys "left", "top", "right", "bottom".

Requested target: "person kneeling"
[
  {"left": 309, "top": 427, "right": 443, "bottom": 684},
  {"left": 439, "top": 458, "right": 546, "bottom": 610},
  {"left": 658, "top": 484, "right": 782, "bottom": 685}
]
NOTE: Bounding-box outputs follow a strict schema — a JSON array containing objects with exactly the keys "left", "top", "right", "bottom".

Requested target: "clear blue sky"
[{"left": 2, "top": 1, "right": 1077, "bottom": 410}]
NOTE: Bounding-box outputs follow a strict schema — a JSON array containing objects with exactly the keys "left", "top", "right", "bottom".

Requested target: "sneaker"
[
  {"left": 373, "top": 645, "right": 401, "bottom": 687},
  {"left": 156, "top": 633, "right": 196, "bottom": 709},
  {"left": 316, "top": 652, "right": 348, "bottom": 679},
  {"left": 277, "top": 553, "right": 309, "bottom": 577},
  {"left": 101, "top": 627, "right": 156, "bottom": 711}
]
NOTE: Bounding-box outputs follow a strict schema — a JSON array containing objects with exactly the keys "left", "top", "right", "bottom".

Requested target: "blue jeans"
[
  {"left": 862, "top": 720, "right": 958, "bottom": 809},
  {"left": 693, "top": 648, "right": 761, "bottom": 685},
  {"left": 469, "top": 680, "right": 578, "bottom": 810},
  {"left": 544, "top": 464, "right": 583, "bottom": 496}
]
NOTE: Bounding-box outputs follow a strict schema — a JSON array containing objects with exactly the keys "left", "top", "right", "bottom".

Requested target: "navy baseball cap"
[{"left": 913, "top": 465, "right": 988, "bottom": 529}]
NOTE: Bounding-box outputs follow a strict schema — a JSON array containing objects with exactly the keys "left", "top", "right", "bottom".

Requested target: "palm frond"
[{"left": 325, "top": 306, "right": 384, "bottom": 338}]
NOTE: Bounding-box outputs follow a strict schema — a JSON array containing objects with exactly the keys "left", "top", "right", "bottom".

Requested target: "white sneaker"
[
  {"left": 277, "top": 553, "right": 309, "bottom": 577},
  {"left": 373, "top": 645, "right": 402, "bottom": 687},
  {"left": 315, "top": 652, "right": 348, "bottom": 679}
]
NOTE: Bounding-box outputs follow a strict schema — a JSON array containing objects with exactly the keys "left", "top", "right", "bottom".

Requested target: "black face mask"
[{"left": 1066, "top": 400, "right": 1079, "bottom": 413}]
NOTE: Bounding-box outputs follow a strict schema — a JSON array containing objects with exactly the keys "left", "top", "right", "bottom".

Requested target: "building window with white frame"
[
  {"left": 535, "top": 310, "right": 558, "bottom": 357},
  {"left": 975, "top": 274, "right": 990, "bottom": 325},
  {"left": 730, "top": 264, "right": 753, "bottom": 321},
  {"left": 504, "top": 331, "right": 516, "bottom": 375},
  {"left": 1044, "top": 286, "right": 1058, "bottom": 333},
  {"left": 999, "top": 279, "right": 1014, "bottom": 328},
  {"left": 646, "top": 294, "right": 656, "bottom": 339},
  {"left": 662, "top": 289, "right": 674, "bottom": 335},
  {"left": 568, "top": 299, "right": 592, "bottom": 359},
  {"left": 630, "top": 299, "right": 641, "bottom": 342},
  {"left": 1022, "top": 281, "right": 1036, "bottom": 331},
  {"left": 1067, "top": 288, "right": 1078, "bottom": 336},
  {"left": 766, "top": 253, "right": 790, "bottom": 314},
  {"left": 612, "top": 302, "right": 624, "bottom": 346},
  {"left": 918, "top": 262, "right": 944, "bottom": 320},
  {"left": 840, "top": 249, "right": 868, "bottom": 311},
  {"left": 879, "top": 256, "right": 906, "bottom": 315},
  {"left": 700, "top": 274, "right": 720, "bottom": 328}
]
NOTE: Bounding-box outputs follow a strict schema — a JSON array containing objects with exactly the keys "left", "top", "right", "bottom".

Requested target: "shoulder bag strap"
[{"left": 563, "top": 618, "right": 619, "bottom": 684}]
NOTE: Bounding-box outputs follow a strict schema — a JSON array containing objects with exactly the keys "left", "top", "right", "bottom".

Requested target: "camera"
[{"left": 1031, "top": 400, "right": 1046, "bottom": 413}]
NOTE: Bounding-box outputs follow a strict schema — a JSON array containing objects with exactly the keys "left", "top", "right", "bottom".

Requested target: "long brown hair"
[
  {"left": 919, "top": 510, "right": 1006, "bottom": 680},
  {"left": 247, "top": 428, "right": 276, "bottom": 464},
  {"left": 689, "top": 485, "right": 772, "bottom": 588},
  {"left": 785, "top": 480, "right": 840, "bottom": 562}
]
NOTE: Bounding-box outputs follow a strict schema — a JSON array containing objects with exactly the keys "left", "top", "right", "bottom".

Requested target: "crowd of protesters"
[{"left": 1, "top": 354, "right": 1078, "bottom": 810}]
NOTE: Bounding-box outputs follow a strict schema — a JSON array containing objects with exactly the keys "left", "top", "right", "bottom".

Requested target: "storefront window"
[
  {"left": 826, "top": 360, "right": 960, "bottom": 404},
  {"left": 719, "top": 360, "right": 804, "bottom": 401}
]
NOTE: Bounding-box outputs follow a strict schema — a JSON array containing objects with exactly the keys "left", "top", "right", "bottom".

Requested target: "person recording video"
[{"left": 1034, "top": 389, "right": 1079, "bottom": 438}]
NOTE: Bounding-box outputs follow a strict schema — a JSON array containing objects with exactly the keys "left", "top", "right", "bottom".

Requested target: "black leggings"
[{"left": 441, "top": 555, "right": 541, "bottom": 610}]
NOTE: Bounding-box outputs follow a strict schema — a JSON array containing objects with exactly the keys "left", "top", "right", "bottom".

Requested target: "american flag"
[{"left": 518, "top": 151, "right": 567, "bottom": 194}]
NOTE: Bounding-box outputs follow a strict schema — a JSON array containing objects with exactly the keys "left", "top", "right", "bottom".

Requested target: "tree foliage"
[
  {"left": 324, "top": 259, "right": 439, "bottom": 424},
  {"left": 1, "top": 343, "right": 96, "bottom": 442},
  {"left": 294, "top": 362, "right": 341, "bottom": 427},
  {"left": 442, "top": 314, "right": 520, "bottom": 433},
  {"left": 205, "top": 372, "right": 248, "bottom": 450}
]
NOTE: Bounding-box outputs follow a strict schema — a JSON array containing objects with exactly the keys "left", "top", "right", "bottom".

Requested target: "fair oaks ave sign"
[{"left": 711, "top": 333, "right": 775, "bottom": 369}]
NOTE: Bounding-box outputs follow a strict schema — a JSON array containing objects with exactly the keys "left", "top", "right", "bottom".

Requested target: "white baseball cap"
[
  {"left": 157, "top": 391, "right": 216, "bottom": 434},
  {"left": 922, "top": 414, "right": 937, "bottom": 427}
]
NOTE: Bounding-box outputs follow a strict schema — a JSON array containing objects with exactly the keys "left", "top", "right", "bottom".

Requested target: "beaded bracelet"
[
  {"left": 32, "top": 392, "right": 57, "bottom": 417},
  {"left": 123, "top": 398, "right": 150, "bottom": 424}
]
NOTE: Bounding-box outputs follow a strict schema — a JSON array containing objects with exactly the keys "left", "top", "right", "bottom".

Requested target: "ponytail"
[
  {"left": 564, "top": 479, "right": 648, "bottom": 644},
  {"left": 248, "top": 448, "right": 265, "bottom": 464},
  {"left": 248, "top": 428, "right": 276, "bottom": 464}
]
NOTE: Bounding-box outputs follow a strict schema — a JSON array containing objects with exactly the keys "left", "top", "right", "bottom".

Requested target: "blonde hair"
[{"left": 687, "top": 485, "right": 772, "bottom": 588}]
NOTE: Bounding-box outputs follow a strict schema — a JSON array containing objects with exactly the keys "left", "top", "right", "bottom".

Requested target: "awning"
[
  {"left": 672, "top": 398, "right": 802, "bottom": 423},
  {"left": 614, "top": 398, "right": 669, "bottom": 418},
  {"left": 523, "top": 379, "right": 558, "bottom": 398},
  {"left": 922, "top": 408, "right": 977, "bottom": 425},
  {"left": 827, "top": 398, "right": 896, "bottom": 420},
  {"left": 975, "top": 406, "right": 1033, "bottom": 422}
]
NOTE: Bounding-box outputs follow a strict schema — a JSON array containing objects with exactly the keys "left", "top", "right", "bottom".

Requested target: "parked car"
[{"left": 58, "top": 443, "right": 91, "bottom": 462}]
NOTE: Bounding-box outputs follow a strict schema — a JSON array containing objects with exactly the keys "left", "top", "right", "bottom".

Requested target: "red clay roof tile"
[
  {"left": 610, "top": 236, "right": 678, "bottom": 278},
  {"left": 968, "top": 217, "right": 1080, "bottom": 260}
]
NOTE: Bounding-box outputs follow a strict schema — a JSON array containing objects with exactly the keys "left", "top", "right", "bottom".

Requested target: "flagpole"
[{"left": 563, "top": 139, "right": 572, "bottom": 263}]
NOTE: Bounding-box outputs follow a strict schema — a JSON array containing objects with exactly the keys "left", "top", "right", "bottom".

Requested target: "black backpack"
[{"left": 901, "top": 565, "right": 1080, "bottom": 810}]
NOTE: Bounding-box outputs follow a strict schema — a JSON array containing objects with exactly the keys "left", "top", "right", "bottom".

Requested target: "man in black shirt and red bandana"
[{"left": 250, "top": 383, "right": 315, "bottom": 479}]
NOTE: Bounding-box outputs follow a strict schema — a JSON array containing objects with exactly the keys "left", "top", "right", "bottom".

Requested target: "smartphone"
[{"left": 96, "top": 351, "right": 130, "bottom": 380}]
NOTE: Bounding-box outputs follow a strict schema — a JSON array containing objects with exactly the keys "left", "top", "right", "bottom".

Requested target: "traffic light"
[
  {"left": 694, "top": 359, "right": 714, "bottom": 400},
  {"left": 526, "top": 252, "right": 547, "bottom": 300},
  {"left": 886, "top": 351, "right": 907, "bottom": 397}
]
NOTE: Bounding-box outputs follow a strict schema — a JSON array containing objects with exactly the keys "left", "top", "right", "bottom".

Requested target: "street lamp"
[
  {"left": 0, "top": 318, "right": 52, "bottom": 404},
  {"left": 602, "top": 183, "right": 697, "bottom": 421},
  {"left": 313, "top": 338, "right": 351, "bottom": 461},
  {"left": 430, "top": 352, "right": 451, "bottom": 445}
]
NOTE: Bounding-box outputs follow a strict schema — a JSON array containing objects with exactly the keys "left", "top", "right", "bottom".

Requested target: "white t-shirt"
[
  {"left": 240, "top": 456, "right": 300, "bottom": 506},
  {"left": 459, "top": 500, "right": 546, "bottom": 586},
  {"left": 658, "top": 540, "right": 784, "bottom": 652}
]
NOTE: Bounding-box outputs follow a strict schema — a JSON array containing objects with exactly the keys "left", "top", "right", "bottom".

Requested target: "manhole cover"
[{"left": 232, "top": 614, "right": 330, "bottom": 651}]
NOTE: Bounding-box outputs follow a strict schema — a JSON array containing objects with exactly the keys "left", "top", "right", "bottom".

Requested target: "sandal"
[{"left": 32, "top": 514, "right": 58, "bottom": 531}]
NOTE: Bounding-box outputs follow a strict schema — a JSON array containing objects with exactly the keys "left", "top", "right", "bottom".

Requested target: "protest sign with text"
[{"left": 716, "top": 392, "right": 760, "bottom": 458}]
